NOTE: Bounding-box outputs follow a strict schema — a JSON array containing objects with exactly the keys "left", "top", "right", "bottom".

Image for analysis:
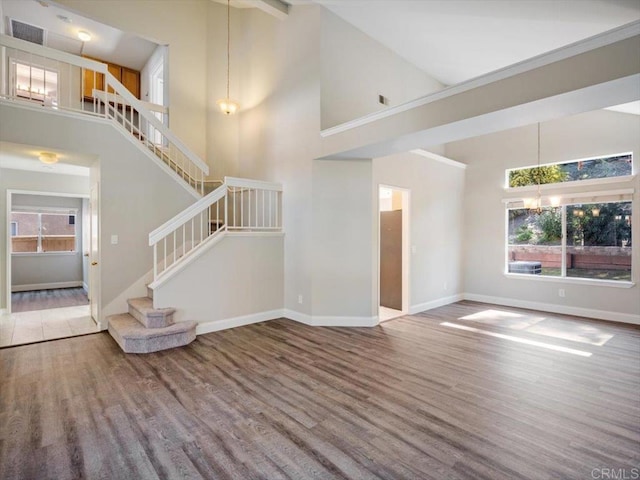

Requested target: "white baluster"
[{"left": 153, "top": 244, "right": 157, "bottom": 281}]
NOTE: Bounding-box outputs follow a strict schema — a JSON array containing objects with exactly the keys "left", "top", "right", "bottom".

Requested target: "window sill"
[
  {"left": 12, "top": 252, "right": 78, "bottom": 257},
  {"left": 504, "top": 272, "right": 635, "bottom": 288}
]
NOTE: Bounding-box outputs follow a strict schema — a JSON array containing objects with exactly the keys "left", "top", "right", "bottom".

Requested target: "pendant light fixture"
[
  {"left": 529, "top": 123, "right": 543, "bottom": 215},
  {"left": 217, "top": 0, "right": 239, "bottom": 115}
]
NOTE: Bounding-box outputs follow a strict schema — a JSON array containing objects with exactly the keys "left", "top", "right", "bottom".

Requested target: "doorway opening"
[
  {"left": 378, "top": 186, "right": 410, "bottom": 322},
  {"left": 3, "top": 190, "right": 98, "bottom": 347}
]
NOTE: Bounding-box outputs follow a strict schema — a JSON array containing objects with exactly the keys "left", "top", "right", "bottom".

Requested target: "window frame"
[
  {"left": 505, "top": 201, "right": 633, "bottom": 286},
  {"left": 505, "top": 152, "right": 634, "bottom": 189},
  {"left": 9, "top": 57, "right": 59, "bottom": 106},
  {"left": 10, "top": 207, "right": 78, "bottom": 256}
]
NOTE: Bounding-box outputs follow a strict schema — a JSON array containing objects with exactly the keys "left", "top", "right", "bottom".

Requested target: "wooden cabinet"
[
  {"left": 83, "top": 67, "right": 104, "bottom": 99},
  {"left": 83, "top": 57, "right": 140, "bottom": 100},
  {"left": 121, "top": 68, "right": 140, "bottom": 99},
  {"left": 106, "top": 64, "right": 121, "bottom": 94}
]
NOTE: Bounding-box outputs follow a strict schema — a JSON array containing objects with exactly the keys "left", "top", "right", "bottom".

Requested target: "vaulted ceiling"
[{"left": 311, "top": 0, "right": 640, "bottom": 86}]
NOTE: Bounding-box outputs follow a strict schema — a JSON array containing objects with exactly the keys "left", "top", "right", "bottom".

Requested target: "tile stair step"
[
  {"left": 108, "top": 313, "right": 196, "bottom": 354},
  {"left": 127, "top": 297, "right": 175, "bottom": 328}
]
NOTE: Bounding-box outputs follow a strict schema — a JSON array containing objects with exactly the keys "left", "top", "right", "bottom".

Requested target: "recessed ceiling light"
[
  {"left": 78, "top": 30, "right": 92, "bottom": 42},
  {"left": 57, "top": 14, "right": 72, "bottom": 23}
]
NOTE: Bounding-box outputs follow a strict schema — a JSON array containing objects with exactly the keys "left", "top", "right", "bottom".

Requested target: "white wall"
[
  {"left": 236, "top": 5, "right": 457, "bottom": 323},
  {"left": 153, "top": 235, "right": 284, "bottom": 327},
  {"left": 237, "top": 5, "right": 321, "bottom": 317},
  {"left": 373, "top": 151, "right": 466, "bottom": 313},
  {"left": 446, "top": 109, "right": 640, "bottom": 322},
  {"left": 320, "top": 9, "right": 444, "bottom": 129},
  {"left": 238, "top": 5, "right": 452, "bottom": 324},
  {"left": 0, "top": 104, "right": 196, "bottom": 321},
  {"left": 11, "top": 194, "right": 84, "bottom": 290},
  {"left": 0, "top": 168, "right": 89, "bottom": 308},
  {"left": 311, "top": 159, "right": 374, "bottom": 319}
]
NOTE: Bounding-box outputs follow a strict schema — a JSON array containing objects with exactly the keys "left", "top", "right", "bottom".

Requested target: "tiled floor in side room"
[{"left": 0, "top": 305, "right": 98, "bottom": 347}]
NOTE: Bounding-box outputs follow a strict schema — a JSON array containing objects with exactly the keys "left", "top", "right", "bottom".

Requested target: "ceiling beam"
[
  {"left": 252, "top": 0, "right": 289, "bottom": 20},
  {"left": 319, "top": 21, "right": 640, "bottom": 160}
]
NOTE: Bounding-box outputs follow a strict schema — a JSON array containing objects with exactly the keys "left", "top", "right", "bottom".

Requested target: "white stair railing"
[
  {"left": 149, "top": 177, "right": 283, "bottom": 282},
  {"left": 0, "top": 34, "right": 209, "bottom": 195}
]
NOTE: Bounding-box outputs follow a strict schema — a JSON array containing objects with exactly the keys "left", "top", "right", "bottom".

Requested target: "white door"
[{"left": 89, "top": 183, "right": 100, "bottom": 324}]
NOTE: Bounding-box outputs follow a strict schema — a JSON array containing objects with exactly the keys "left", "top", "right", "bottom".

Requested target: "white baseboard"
[
  {"left": 196, "top": 309, "right": 284, "bottom": 335},
  {"left": 464, "top": 293, "right": 640, "bottom": 325},
  {"left": 283, "top": 309, "right": 378, "bottom": 327},
  {"left": 409, "top": 294, "right": 465, "bottom": 315},
  {"left": 11, "top": 281, "right": 83, "bottom": 293}
]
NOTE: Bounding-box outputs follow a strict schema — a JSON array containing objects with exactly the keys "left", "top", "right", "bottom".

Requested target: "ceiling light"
[
  {"left": 78, "top": 30, "right": 92, "bottom": 42},
  {"left": 217, "top": 0, "right": 239, "bottom": 115},
  {"left": 39, "top": 152, "right": 58, "bottom": 164}
]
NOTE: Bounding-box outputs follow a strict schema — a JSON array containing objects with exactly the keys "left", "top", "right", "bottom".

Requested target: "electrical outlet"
[
  {"left": 111, "top": 234, "right": 118, "bottom": 245},
  {"left": 559, "top": 289, "right": 565, "bottom": 298},
  {"left": 298, "top": 294, "right": 303, "bottom": 304}
]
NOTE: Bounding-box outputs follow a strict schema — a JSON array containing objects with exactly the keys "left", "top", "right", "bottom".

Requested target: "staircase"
[
  {"left": 0, "top": 34, "right": 283, "bottom": 354},
  {"left": 107, "top": 294, "right": 196, "bottom": 353}
]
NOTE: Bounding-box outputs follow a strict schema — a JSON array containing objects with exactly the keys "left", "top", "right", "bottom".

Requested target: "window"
[
  {"left": 507, "top": 202, "right": 632, "bottom": 282},
  {"left": 10, "top": 210, "right": 76, "bottom": 253},
  {"left": 507, "top": 153, "right": 632, "bottom": 187},
  {"left": 505, "top": 153, "right": 634, "bottom": 283},
  {"left": 11, "top": 59, "right": 58, "bottom": 106}
]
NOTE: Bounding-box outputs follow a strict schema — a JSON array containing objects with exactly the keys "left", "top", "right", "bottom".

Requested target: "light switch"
[
  {"left": 411, "top": 245, "right": 417, "bottom": 254},
  {"left": 111, "top": 234, "right": 119, "bottom": 245}
]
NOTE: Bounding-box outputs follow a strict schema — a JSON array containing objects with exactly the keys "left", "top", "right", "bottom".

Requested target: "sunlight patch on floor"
[
  {"left": 460, "top": 309, "right": 546, "bottom": 330},
  {"left": 442, "top": 321, "right": 593, "bottom": 357},
  {"left": 459, "top": 309, "right": 614, "bottom": 346}
]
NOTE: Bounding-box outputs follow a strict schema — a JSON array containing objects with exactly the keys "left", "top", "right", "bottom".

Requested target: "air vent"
[{"left": 11, "top": 20, "right": 45, "bottom": 45}]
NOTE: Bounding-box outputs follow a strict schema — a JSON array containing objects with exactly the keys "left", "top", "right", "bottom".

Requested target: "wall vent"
[{"left": 10, "top": 20, "right": 45, "bottom": 46}]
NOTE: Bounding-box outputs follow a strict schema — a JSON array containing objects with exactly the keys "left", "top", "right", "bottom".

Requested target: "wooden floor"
[
  {"left": 11, "top": 288, "right": 89, "bottom": 313},
  {"left": 1, "top": 301, "right": 638, "bottom": 479}
]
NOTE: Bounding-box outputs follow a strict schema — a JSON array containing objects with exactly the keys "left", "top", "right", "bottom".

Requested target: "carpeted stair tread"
[
  {"left": 108, "top": 313, "right": 196, "bottom": 354},
  {"left": 128, "top": 297, "right": 175, "bottom": 328}
]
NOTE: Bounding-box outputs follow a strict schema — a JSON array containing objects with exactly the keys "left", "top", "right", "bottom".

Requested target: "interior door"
[
  {"left": 89, "top": 183, "right": 100, "bottom": 324},
  {"left": 380, "top": 209, "right": 403, "bottom": 310}
]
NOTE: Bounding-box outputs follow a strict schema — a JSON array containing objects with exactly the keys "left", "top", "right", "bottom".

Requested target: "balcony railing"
[{"left": 0, "top": 34, "right": 209, "bottom": 195}]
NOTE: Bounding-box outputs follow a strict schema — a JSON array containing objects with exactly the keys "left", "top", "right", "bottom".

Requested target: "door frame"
[
  {"left": 89, "top": 182, "right": 100, "bottom": 326},
  {"left": 377, "top": 184, "right": 410, "bottom": 318},
  {"left": 5, "top": 189, "right": 90, "bottom": 315}
]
